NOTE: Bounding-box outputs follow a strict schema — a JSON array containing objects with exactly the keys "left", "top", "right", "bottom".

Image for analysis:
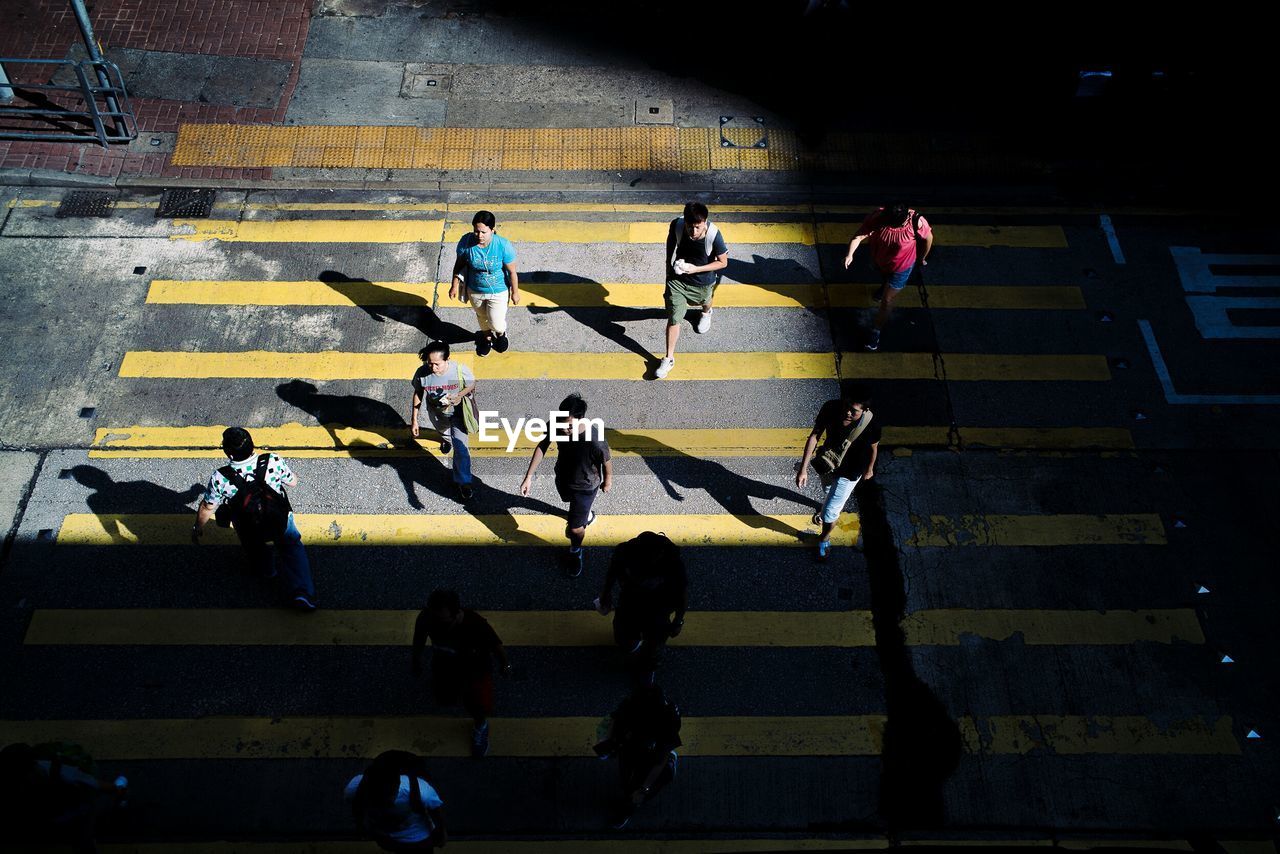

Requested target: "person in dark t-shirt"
[
  {"left": 597, "top": 532, "right": 688, "bottom": 673},
  {"left": 796, "top": 394, "right": 881, "bottom": 559},
  {"left": 412, "top": 589, "right": 511, "bottom": 758},
  {"left": 655, "top": 201, "right": 729, "bottom": 379},
  {"left": 520, "top": 393, "right": 613, "bottom": 578},
  {"left": 594, "top": 681, "right": 682, "bottom": 829}
]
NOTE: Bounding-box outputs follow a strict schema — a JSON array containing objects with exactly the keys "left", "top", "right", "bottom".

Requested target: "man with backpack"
[
  {"left": 191, "top": 427, "right": 317, "bottom": 611},
  {"left": 655, "top": 201, "right": 729, "bottom": 379},
  {"left": 597, "top": 532, "right": 688, "bottom": 673},
  {"left": 843, "top": 202, "right": 933, "bottom": 351},
  {"left": 345, "top": 749, "right": 447, "bottom": 851}
]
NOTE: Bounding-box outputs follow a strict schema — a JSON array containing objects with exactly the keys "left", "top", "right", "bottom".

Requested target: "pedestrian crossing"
[{"left": 0, "top": 194, "right": 1236, "bottom": 840}]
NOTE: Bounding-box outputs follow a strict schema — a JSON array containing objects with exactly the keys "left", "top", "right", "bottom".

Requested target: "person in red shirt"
[
  {"left": 412, "top": 589, "right": 512, "bottom": 758},
  {"left": 843, "top": 202, "right": 934, "bottom": 351}
]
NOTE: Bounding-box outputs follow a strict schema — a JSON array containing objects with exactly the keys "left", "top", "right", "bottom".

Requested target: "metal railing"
[{"left": 0, "top": 57, "right": 137, "bottom": 147}]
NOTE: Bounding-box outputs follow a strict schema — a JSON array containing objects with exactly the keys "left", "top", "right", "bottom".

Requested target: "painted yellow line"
[
  {"left": 88, "top": 425, "right": 1133, "bottom": 458},
  {"left": 25, "top": 610, "right": 876, "bottom": 648},
  {"left": 958, "top": 715, "right": 1240, "bottom": 756},
  {"left": 839, "top": 353, "right": 1111, "bottom": 382},
  {"left": 23, "top": 608, "right": 1202, "bottom": 647},
  {"left": 907, "top": 514, "right": 1167, "bottom": 547},
  {"left": 118, "top": 350, "right": 837, "bottom": 380},
  {"left": 146, "top": 280, "right": 1086, "bottom": 310},
  {"left": 0, "top": 714, "right": 1236, "bottom": 759},
  {"left": 162, "top": 217, "right": 1066, "bottom": 248},
  {"left": 816, "top": 222, "right": 1068, "bottom": 248},
  {"left": 56, "top": 513, "right": 855, "bottom": 548},
  {"left": 170, "top": 218, "right": 444, "bottom": 243},
  {"left": 118, "top": 351, "right": 1109, "bottom": 382}
]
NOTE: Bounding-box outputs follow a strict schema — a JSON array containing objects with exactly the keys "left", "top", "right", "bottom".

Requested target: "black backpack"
[{"left": 214, "top": 455, "right": 291, "bottom": 542}]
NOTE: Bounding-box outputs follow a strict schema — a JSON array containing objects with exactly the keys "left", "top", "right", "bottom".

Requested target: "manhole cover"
[
  {"left": 157, "top": 188, "right": 215, "bottom": 218},
  {"left": 56, "top": 191, "right": 116, "bottom": 218},
  {"left": 719, "top": 115, "right": 768, "bottom": 149}
]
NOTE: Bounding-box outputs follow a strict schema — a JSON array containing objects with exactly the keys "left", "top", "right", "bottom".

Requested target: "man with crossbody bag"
[{"left": 796, "top": 394, "right": 881, "bottom": 560}]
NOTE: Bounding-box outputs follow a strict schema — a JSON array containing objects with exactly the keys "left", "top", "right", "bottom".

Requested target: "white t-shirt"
[
  {"left": 202, "top": 453, "right": 294, "bottom": 508},
  {"left": 344, "top": 774, "right": 443, "bottom": 844}
]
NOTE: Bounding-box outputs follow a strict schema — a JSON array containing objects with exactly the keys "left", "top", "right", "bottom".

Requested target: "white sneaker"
[
  {"left": 695, "top": 310, "right": 712, "bottom": 334},
  {"left": 655, "top": 357, "right": 675, "bottom": 379}
]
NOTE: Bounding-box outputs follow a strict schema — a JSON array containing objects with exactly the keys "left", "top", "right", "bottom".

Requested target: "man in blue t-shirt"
[
  {"left": 449, "top": 210, "right": 520, "bottom": 356},
  {"left": 655, "top": 202, "right": 728, "bottom": 379}
]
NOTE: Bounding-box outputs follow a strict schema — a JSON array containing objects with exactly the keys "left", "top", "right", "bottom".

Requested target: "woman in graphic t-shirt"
[
  {"left": 410, "top": 340, "right": 477, "bottom": 501},
  {"left": 449, "top": 210, "right": 520, "bottom": 356}
]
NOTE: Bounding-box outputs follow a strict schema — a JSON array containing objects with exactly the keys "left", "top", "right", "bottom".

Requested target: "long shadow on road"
[{"left": 857, "top": 480, "right": 962, "bottom": 828}]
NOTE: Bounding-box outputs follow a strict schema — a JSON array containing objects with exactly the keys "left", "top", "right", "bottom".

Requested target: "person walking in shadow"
[
  {"left": 842, "top": 202, "right": 933, "bottom": 352},
  {"left": 449, "top": 210, "right": 521, "bottom": 356},
  {"left": 190, "top": 427, "right": 318, "bottom": 610},
  {"left": 345, "top": 749, "right": 447, "bottom": 851},
  {"left": 412, "top": 589, "right": 512, "bottom": 759},
  {"left": 597, "top": 531, "right": 688, "bottom": 675},
  {"left": 594, "top": 678, "right": 682, "bottom": 829}
]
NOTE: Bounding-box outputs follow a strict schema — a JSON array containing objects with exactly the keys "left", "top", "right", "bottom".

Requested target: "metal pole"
[
  {"left": 69, "top": 0, "right": 122, "bottom": 134},
  {"left": 0, "top": 62, "right": 13, "bottom": 104}
]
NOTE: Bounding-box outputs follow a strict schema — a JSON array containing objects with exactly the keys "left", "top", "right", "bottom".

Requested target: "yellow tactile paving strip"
[{"left": 171, "top": 125, "right": 1029, "bottom": 172}]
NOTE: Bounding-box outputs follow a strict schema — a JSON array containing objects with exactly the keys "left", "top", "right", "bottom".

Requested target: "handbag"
[
  {"left": 459, "top": 371, "right": 479, "bottom": 435},
  {"left": 810, "top": 410, "right": 873, "bottom": 476}
]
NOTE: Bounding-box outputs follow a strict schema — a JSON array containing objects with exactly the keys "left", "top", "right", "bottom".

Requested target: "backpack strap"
[
  {"left": 218, "top": 464, "right": 248, "bottom": 492},
  {"left": 911, "top": 210, "right": 922, "bottom": 242},
  {"left": 703, "top": 221, "right": 720, "bottom": 258},
  {"left": 831, "top": 411, "right": 875, "bottom": 469}
]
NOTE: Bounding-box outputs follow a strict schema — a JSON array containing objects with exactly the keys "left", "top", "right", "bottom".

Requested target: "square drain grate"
[
  {"left": 156, "top": 188, "right": 215, "bottom": 218},
  {"left": 56, "top": 191, "right": 116, "bottom": 218}
]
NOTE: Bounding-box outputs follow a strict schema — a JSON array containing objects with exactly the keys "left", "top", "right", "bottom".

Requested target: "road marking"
[
  {"left": 0, "top": 714, "right": 1236, "bottom": 758},
  {"left": 1100, "top": 214, "right": 1126, "bottom": 264},
  {"left": 58, "top": 842, "right": 890, "bottom": 853},
  {"left": 163, "top": 217, "right": 1066, "bottom": 248},
  {"left": 55, "top": 513, "right": 857, "bottom": 547},
  {"left": 839, "top": 353, "right": 1111, "bottom": 382},
  {"left": 907, "top": 514, "right": 1167, "bottom": 546},
  {"left": 147, "top": 280, "right": 1086, "bottom": 310},
  {"left": 170, "top": 219, "right": 444, "bottom": 243},
  {"left": 24, "top": 608, "right": 1202, "bottom": 647},
  {"left": 118, "top": 351, "right": 1111, "bottom": 382},
  {"left": 1139, "top": 319, "right": 1280, "bottom": 405},
  {"left": 87, "top": 425, "right": 1133, "bottom": 458},
  {"left": 1171, "top": 247, "right": 1280, "bottom": 340}
]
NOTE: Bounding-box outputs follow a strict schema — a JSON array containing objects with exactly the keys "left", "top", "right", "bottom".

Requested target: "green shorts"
[{"left": 664, "top": 277, "right": 715, "bottom": 326}]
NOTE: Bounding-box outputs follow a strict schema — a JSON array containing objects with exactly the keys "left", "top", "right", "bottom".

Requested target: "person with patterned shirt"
[{"left": 191, "top": 427, "right": 317, "bottom": 610}]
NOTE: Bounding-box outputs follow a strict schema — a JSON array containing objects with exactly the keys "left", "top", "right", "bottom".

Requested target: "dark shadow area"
[
  {"left": 522, "top": 271, "right": 662, "bottom": 367},
  {"left": 317, "top": 271, "right": 473, "bottom": 345},
  {"left": 275, "top": 381, "right": 566, "bottom": 541},
  {"left": 609, "top": 431, "right": 810, "bottom": 539},
  {"left": 857, "top": 479, "right": 963, "bottom": 827},
  {"left": 0, "top": 87, "right": 96, "bottom": 136},
  {"left": 69, "top": 466, "right": 203, "bottom": 544},
  {"left": 722, "top": 255, "right": 817, "bottom": 286}
]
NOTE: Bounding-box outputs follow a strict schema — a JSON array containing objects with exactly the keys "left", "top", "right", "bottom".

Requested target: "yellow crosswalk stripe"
[
  {"left": 56, "top": 513, "right": 1162, "bottom": 548},
  {"left": 839, "top": 353, "right": 1111, "bottom": 382},
  {"left": 23, "top": 608, "right": 1203, "bottom": 647},
  {"left": 166, "top": 218, "right": 1066, "bottom": 248},
  {"left": 117, "top": 350, "right": 1111, "bottom": 382},
  {"left": 146, "top": 280, "right": 1086, "bottom": 310},
  {"left": 87, "top": 424, "right": 1134, "bottom": 458},
  {"left": 0, "top": 714, "right": 1237, "bottom": 758},
  {"left": 907, "top": 514, "right": 1167, "bottom": 546},
  {"left": 18, "top": 841, "right": 889, "bottom": 853},
  {"left": 56, "top": 513, "right": 856, "bottom": 548}
]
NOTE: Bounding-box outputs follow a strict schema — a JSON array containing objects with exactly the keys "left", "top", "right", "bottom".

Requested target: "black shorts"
[{"left": 559, "top": 487, "right": 598, "bottom": 530}]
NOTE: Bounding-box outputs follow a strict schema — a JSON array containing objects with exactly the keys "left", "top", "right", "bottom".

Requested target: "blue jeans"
[
  {"left": 427, "top": 410, "right": 472, "bottom": 484},
  {"left": 881, "top": 264, "right": 914, "bottom": 291},
  {"left": 820, "top": 475, "right": 862, "bottom": 526},
  {"left": 240, "top": 512, "right": 315, "bottom": 598}
]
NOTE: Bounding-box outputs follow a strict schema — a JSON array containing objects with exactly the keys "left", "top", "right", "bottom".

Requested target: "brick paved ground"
[{"left": 0, "top": 0, "right": 309, "bottom": 180}]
